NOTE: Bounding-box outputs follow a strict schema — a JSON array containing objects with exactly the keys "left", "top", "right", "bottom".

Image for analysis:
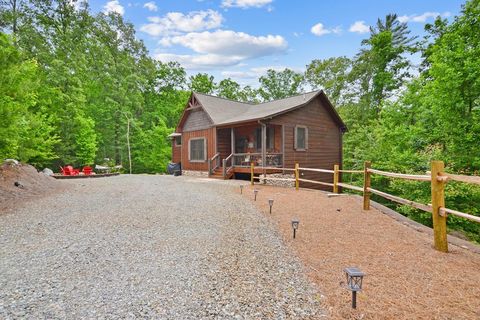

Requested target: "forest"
[{"left": 0, "top": 0, "right": 479, "bottom": 241}]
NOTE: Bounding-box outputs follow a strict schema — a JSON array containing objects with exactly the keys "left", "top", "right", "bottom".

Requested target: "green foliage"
[
  {"left": 0, "top": 33, "right": 58, "bottom": 165},
  {"left": 216, "top": 78, "right": 242, "bottom": 100},
  {"left": 258, "top": 68, "right": 304, "bottom": 101},
  {"left": 74, "top": 115, "right": 97, "bottom": 166},
  {"left": 132, "top": 121, "right": 172, "bottom": 173},
  {"left": 305, "top": 57, "right": 351, "bottom": 106},
  {"left": 189, "top": 73, "right": 216, "bottom": 94}
]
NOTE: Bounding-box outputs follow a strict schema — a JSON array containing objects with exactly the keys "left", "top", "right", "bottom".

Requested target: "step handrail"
[{"left": 223, "top": 153, "right": 234, "bottom": 178}]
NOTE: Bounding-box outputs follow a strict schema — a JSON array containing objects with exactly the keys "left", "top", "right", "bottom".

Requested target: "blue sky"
[{"left": 88, "top": 0, "right": 465, "bottom": 86}]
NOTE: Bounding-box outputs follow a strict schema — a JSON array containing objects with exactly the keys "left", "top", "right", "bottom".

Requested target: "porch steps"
[{"left": 210, "top": 167, "right": 234, "bottom": 180}]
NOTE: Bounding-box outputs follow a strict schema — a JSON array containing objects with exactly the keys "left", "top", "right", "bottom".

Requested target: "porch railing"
[
  {"left": 222, "top": 153, "right": 234, "bottom": 178},
  {"left": 232, "top": 153, "right": 283, "bottom": 167},
  {"left": 208, "top": 153, "right": 220, "bottom": 175}
]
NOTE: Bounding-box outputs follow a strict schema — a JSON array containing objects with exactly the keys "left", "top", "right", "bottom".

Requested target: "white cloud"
[
  {"left": 310, "top": 23, "right": 341, "bottom": 36},
  {"left": 154, "top": 53, "right": 244, "bottom": 69},
  {"left": 222, "top": 65, "right": 303, "bottom": 79},
  {"left": 103, "top": 0, "right": 124, "bottom": 15},
  {"left": 397, "top": 11, "right": 450, "bottom": 23},
  {"left": 159, "top": 30, "right": 287, "bottom": 57},
  {"left": 154, "top": 30, "right": 287, "bottom": 69},
  {"left": 221, "top": 0, "right": 273, "bottom": 9},
  {"left": 349, "top": 21, "right": 370, "bottom": 34},
  {"left": 140, "top": 10, "right": 223, "bottom": 36},
  {"left": 143, "top": 1, "right": 157, "bottom": 12}
]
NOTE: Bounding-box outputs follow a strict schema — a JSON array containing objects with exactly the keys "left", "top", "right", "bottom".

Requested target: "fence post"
[
  {"left": 333, "top": 164, "right": 339, "bottom": 193},
  {"left": 250, "top": 162, "right": 254, "bottom": 185},
  {"left": 295, "top": 163, "right": 299, "bottom": 190},
  {"left": 363, "top": 161, "right": 371, "bottom": 210},
  {"left": 431, "top": 160, "right": 448, "bottom": 253}
]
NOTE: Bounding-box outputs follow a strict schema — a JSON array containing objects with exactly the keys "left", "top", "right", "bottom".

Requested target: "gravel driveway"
[{"left": 0, "top": 175, "right": 324, "bottom": 319}]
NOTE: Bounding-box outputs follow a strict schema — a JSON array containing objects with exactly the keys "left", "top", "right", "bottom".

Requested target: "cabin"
[{"left": 169, "top": 90, "right": 347, "bottom": 188}]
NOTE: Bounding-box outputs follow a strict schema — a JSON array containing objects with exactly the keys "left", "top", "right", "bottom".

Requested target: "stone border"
[{"left": 182, "top": 170, "right": 209, "bottom": 177}]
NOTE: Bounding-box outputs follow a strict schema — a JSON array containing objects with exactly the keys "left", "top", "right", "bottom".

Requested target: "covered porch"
[{"left": 209, "top": 122, "right": 284, "bottom": 178}]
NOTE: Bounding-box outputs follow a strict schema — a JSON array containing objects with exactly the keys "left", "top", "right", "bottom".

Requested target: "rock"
[
  {"left": 42, "top": 168, "right": 54, "bottom": 176},
  {"left": 4, "top": 159, "right": 19, "bottom": 166},
  {"left": 14, "top": 181, "right": 24, "bottom": 189}
]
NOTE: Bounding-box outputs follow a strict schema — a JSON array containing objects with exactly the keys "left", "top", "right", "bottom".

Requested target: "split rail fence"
[{"left": 249, "top": 161, "right": 480, "bottom": 253}]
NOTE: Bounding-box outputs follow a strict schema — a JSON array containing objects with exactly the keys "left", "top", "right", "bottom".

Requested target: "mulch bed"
[{"left": 242, "top": 184, "right": 480, "bottom": 319}]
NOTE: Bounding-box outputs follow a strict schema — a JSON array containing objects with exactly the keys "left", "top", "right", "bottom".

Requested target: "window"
[
  {"left": 175, "top": 136, "right": 182, "bottom": 146},
  {"left": 254, "top": 126, "right": 275, "bottom": 151},
  {"left": 189, "top": 137, "right": 206, "bottom": 161},
  {"left": 267, "top": 126, "right": 275, "bottom": 150},
  {"left": 295, "top": 126, "right": 308, "bottom": 150}
]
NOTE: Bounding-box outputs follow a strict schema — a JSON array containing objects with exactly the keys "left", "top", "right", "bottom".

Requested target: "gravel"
[{"left": 0, "top": 175, "right": 325, "bottom": 319}]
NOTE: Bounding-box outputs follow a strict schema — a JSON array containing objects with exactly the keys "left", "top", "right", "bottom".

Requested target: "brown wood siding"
[
  {"left": 270, "top": 96, "right": 342, "bottom": 190},
  {"left": 182, "top": 108, "right": 213, "bottom": 132},
  {"left": 172, "top": 143, "right": 181, "bottom": 163},
  {"left": 181, "top": 128, "right": 216, "bottom": 171},
  {"left": 216, "top": 128, "right": 231, "bottom": 162}
]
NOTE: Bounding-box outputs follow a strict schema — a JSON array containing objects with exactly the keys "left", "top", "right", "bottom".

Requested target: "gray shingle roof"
[{"left": 194, "top": 90, "right": 321, "bottom": 126}]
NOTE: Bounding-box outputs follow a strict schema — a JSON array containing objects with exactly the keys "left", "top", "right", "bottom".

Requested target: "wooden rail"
[
  {"left": 440, "top": 207, "right": 480, "bottom": 223},
  {"left": 440, "top": 172, "right": 480, "bottom": 185},
  {"left": 367, "top": 187, "right": 432, "bottom": 212},
  {"left": 247, "top": 161, "right": 480, "bottom": 254},
  {"left": 368, "top": 168, "right": 431, "bottom": 181},
  {"left": 298, "top": 178, "right": 334, "bottom": 187},
  {"left": 337, "top": 182, "right": 363, "bottom": 192}
]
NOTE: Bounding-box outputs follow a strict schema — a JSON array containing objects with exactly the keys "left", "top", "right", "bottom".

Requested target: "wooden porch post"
[
  {"left": 231, "top": 128, "right": 235, "bottom": 155},
  {"left": 261, "top": 124, "right": 266, "bottom": 170}
]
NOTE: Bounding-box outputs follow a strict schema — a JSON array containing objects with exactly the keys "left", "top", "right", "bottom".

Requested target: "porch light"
[
  {"left": 344, "top": 267, "right": 365, "bottom": 309},
  {"left": 253, "top": 189, "right": 258, "bottom": 201},
  {"left": 268, "top": 199, "right": 274, "bottom": 214},
  {"left": 240, "top": 185, "right": 244, "bottom": 194},
  {"left": 291, "top": 219, "right": 299, "bottom": 238}
]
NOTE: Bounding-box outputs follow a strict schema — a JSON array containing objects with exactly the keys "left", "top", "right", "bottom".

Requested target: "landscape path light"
[
  {"left": 344, "top": 267, "right": 365, "bottom": 309},
  {"left": 268, "top": 199, "right": 274, "bottom": 214},
  {"left": 240, "top": 185, "right": 243, "bottom": 194},
  {"left": 253, "top": 189, "right": 258, "bottom": 201},
  {"left": 291, "top": 219, "right": 299, "bottom": 239}
]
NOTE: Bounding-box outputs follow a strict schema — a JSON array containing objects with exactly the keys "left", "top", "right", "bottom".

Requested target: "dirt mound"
[{"left": 0, "top": 162, "right": 63, "bottom": 212}]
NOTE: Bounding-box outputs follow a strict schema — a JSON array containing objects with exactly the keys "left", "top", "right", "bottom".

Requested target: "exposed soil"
[
  {"left": 243, "top": 184, "right": 480, "bottom": 320},
  {"left": 0, "top": 163, "right": 63, "bottom": 212}
]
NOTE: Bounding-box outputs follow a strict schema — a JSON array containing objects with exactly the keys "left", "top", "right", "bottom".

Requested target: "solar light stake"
[
  {"left": 240, "top": 185, "right": 243, "bottom": 194},
  {"left": 291, "top": 219, "right": 299, "bottom": 239},
  {"left": 253, "top": 189, "right": 258, "bottom": 201},
  {"left": 268, "top": 199, "right": 274, "bottom": 214},
  {"left": 344, "top": 267, "right": 365, "bottom": 309}
]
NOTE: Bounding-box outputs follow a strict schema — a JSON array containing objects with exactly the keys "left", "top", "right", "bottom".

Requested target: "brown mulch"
[
  {"left": 242, "top": 184, "right": 480, "bottom": 320},
  {"left": 0, "top": 163, "right": 63, "bottom": 213}
]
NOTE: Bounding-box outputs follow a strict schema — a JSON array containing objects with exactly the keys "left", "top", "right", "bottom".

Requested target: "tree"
[
  {"left": 258, "top": 68, "right": 304, "bottom": 101},
  {"left": 0, "top": 33, "right": 58, "bottom": 165},
  {"left": 348, "top": 14, "right": 415, "bottom": 117},
  {"left": 305, "top": 57, "right": 351, "bottom": 106},
  {"left": 216, "top": 78, "right": 242, "bottom": 100},
  {"left": 189, "top": 73, "right": 215, "bottom": 94},
  {"left": 74, "top": 115, "right": 97, "bottom": 165}
]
